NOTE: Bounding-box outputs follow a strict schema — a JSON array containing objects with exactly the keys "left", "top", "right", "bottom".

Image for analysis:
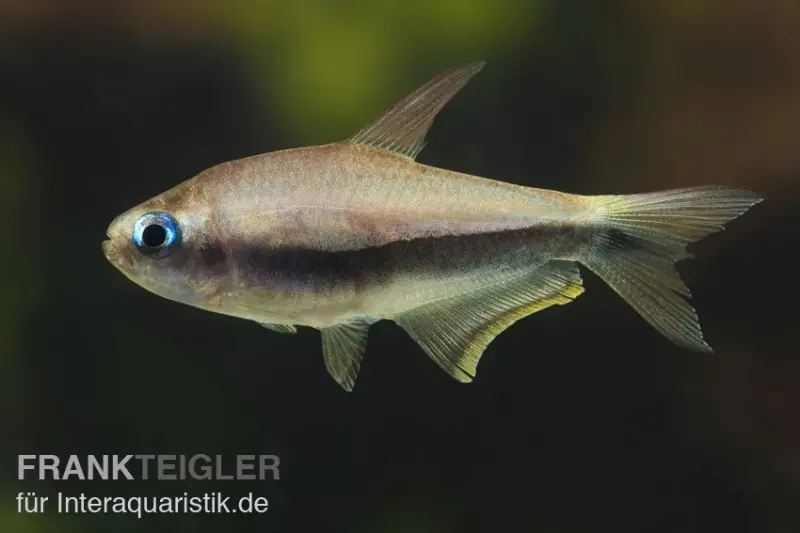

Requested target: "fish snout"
[{"left": 101, "top": 237, "right": 133, "bottom": 272}]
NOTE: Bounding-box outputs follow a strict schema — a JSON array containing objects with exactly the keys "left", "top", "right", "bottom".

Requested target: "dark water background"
[{"left": 1, "top": 1, "right": 798, "bottom": 532}]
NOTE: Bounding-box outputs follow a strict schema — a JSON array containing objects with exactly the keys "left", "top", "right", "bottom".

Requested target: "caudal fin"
[{"left": 581, "top": 186, "right": 762, "bottom": 352}]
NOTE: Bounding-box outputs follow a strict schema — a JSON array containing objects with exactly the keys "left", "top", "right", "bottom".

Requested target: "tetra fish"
[{"left": 103, "top": 62, "right": 762, "bottom": 390}]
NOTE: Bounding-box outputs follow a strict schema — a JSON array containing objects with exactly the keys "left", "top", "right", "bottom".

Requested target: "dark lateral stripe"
[{"left": 221, "top": 225, "right": 579, "bottom": 292}]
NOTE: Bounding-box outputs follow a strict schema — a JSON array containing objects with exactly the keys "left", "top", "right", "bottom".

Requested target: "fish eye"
[{"left": 132, "top": 212, "right": 181, "bottom": 256}]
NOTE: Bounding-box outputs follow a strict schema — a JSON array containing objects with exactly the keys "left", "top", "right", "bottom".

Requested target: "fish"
[{"left": 103, "top": 61, "right": 763, "bottom": 391}]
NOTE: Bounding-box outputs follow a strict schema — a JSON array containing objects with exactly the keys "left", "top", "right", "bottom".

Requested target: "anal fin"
[
  {"left": 321, "top": 318, "right": 375, "bottom": 392},
  {"left": 393, "top": 261, "right": 584, "bottom": 383},
  {"left": 258, "top": 322, "right": 298, "bottom": 334}
]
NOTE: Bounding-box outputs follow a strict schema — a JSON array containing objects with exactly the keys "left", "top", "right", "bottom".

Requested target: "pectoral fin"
[
  {"left": 393, "top": 262, "right": 584, "bottom": 383},
  {"left": 348, "top": 61, "right": 485, "bottom": 160},
  {"left": 320, "top": 318, "right": 375, "bottom": 392}
]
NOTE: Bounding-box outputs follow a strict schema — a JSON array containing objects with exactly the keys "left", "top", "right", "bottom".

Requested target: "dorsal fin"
[{"left": 347, "top": 61, "right": 486, "bottom": 160}]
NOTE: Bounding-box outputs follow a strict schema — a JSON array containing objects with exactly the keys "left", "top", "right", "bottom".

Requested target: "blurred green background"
[{"left": 1, "top": 0, "right": 798, "bottom": 532}]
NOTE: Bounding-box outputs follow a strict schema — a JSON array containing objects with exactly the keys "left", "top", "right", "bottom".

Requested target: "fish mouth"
[
  {"left": 102, "top": 239, "right": 113, "bottom": 260},
  {"left": 102, "top": 238, "right": 135, "bottom": 275}
]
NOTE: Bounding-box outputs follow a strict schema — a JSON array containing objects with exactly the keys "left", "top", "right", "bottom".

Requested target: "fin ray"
[{"left": 258, "top": 322, "right": 297, "bottom": 334}]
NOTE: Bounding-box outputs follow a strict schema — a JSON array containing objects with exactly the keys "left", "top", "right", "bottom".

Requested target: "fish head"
[{"left": 103, "top": 181, "right": 227, "bottom": 307}]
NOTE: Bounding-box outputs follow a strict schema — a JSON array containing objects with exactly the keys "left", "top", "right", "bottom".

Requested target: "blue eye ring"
[{"left": 132, "top": 212, "right": 181, "bottom": 256}]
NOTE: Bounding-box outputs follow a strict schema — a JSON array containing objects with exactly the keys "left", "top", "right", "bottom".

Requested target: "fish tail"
[{"left": 580, "top": 186, "right": 763, "bottom": 352}]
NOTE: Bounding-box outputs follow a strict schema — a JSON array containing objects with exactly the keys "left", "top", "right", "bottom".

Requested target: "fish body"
[
  {"left": 103, "top": 62, "right": 762, "bottom": 390},
  {"left": 128, "top": 144, "right": 585, "bottom": 326}
]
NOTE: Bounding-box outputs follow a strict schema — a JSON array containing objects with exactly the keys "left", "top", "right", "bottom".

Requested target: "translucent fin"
[
  {"left": 393, "top": 262, "right": 584, "bottom": 383},
  {"left": 320, "top": 319, "right": 374, "bottom": 392},
  {"left": 584, "top": 186, "right": 763, "bottom": 352},
  {"left": 348, "top": 61, "right": 485, "bottom": 160},
  {"left": 258, "top": 322, "right": 297, "bottom": 334}
]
